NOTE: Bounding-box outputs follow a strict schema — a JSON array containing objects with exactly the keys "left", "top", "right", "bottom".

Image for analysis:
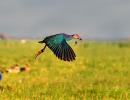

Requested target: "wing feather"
[
  {"left": 58, "top": 45, "right": 63, "bottom": 60},
  {"left": 67, "top": 47, "right": 73, "bottom": 61},
  {"left": 65, "top": 47, "right": 70, "bottom": 61}
]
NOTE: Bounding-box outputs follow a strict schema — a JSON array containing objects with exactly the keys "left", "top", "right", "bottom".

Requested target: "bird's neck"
[{"left": 64, "top": 34, "right": 73, "bottom": 41}]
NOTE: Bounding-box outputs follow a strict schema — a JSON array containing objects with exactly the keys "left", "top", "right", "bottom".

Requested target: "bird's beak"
[
  {"left": 79, "top": 38, "right": 82, "bottom": 40},
  {"left": 38, "top": 40, "right": 43, "bottom": 43}
]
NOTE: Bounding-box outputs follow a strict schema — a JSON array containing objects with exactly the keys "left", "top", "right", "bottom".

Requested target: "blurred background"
[
  {"left": 0, "top": 0, "right": 130, "bottom": 40},
  {"left": 1, "top": 1, "right": 130, "bottom": 99}
]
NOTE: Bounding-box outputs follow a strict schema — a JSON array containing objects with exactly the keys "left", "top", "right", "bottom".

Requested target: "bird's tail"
[{"left": 38, "top": 40, "right": 44, "bottom": 43}]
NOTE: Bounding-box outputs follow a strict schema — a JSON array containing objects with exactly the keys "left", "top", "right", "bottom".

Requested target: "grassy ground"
[{"left": 0, "top": 40, "right": 130, "bottom": 99}]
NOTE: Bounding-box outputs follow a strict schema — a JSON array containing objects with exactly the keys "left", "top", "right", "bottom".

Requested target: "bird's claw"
[{"left": 75, "top": 41, "right": 78, "bottom": 45}]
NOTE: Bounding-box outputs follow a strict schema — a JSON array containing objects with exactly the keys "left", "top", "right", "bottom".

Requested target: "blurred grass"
[{"left": 0, "top": 40, "right": 130, "bottom": 99}]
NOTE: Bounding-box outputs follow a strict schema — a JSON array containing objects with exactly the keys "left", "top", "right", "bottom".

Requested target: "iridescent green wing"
[{"left": 44, "top": 34, "right": 76, "bottom": 61}]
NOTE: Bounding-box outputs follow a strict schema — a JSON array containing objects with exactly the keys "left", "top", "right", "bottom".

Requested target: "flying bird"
[{"left": 35, "top": 33, "right": 82, "bottom": 61}]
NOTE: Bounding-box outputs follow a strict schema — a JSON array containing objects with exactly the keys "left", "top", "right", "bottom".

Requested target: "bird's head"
[{"left": 72, "top": 34, "right": 82, "bottom": 40}]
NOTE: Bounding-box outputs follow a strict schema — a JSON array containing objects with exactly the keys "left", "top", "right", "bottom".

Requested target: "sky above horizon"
[{"left": 0, "top": 0, "right": 130, "bottom": 40}]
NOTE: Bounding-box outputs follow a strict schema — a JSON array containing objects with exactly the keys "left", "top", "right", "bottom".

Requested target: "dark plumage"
[
  {"left": 0, "top": 72, "right": 2, "bottom": 80},
  {"left": 35, "top": 33, "right": 82, "bottom": 61}
]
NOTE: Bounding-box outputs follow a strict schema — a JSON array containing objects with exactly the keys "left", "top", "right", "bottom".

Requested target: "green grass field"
[{"left": 0, "top": 40, "right": 130, "bottom": 100}]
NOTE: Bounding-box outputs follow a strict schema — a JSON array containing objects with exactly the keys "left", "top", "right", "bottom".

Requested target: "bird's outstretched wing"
[{"left": 44, "top": 34, "right": 76, "bottom": 61}]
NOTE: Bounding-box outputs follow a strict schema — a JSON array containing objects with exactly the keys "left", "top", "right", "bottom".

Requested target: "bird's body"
[
  {"left": 43, "top": 33, "right": 72, "bottom": 43},
  {"left": 35, "top": 33, "right": 82, "bottom": 61}
]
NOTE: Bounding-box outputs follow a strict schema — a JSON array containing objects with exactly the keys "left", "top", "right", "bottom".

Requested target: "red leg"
[{"left": 35, "top": 45, "right": 47, "bottom": 59}]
